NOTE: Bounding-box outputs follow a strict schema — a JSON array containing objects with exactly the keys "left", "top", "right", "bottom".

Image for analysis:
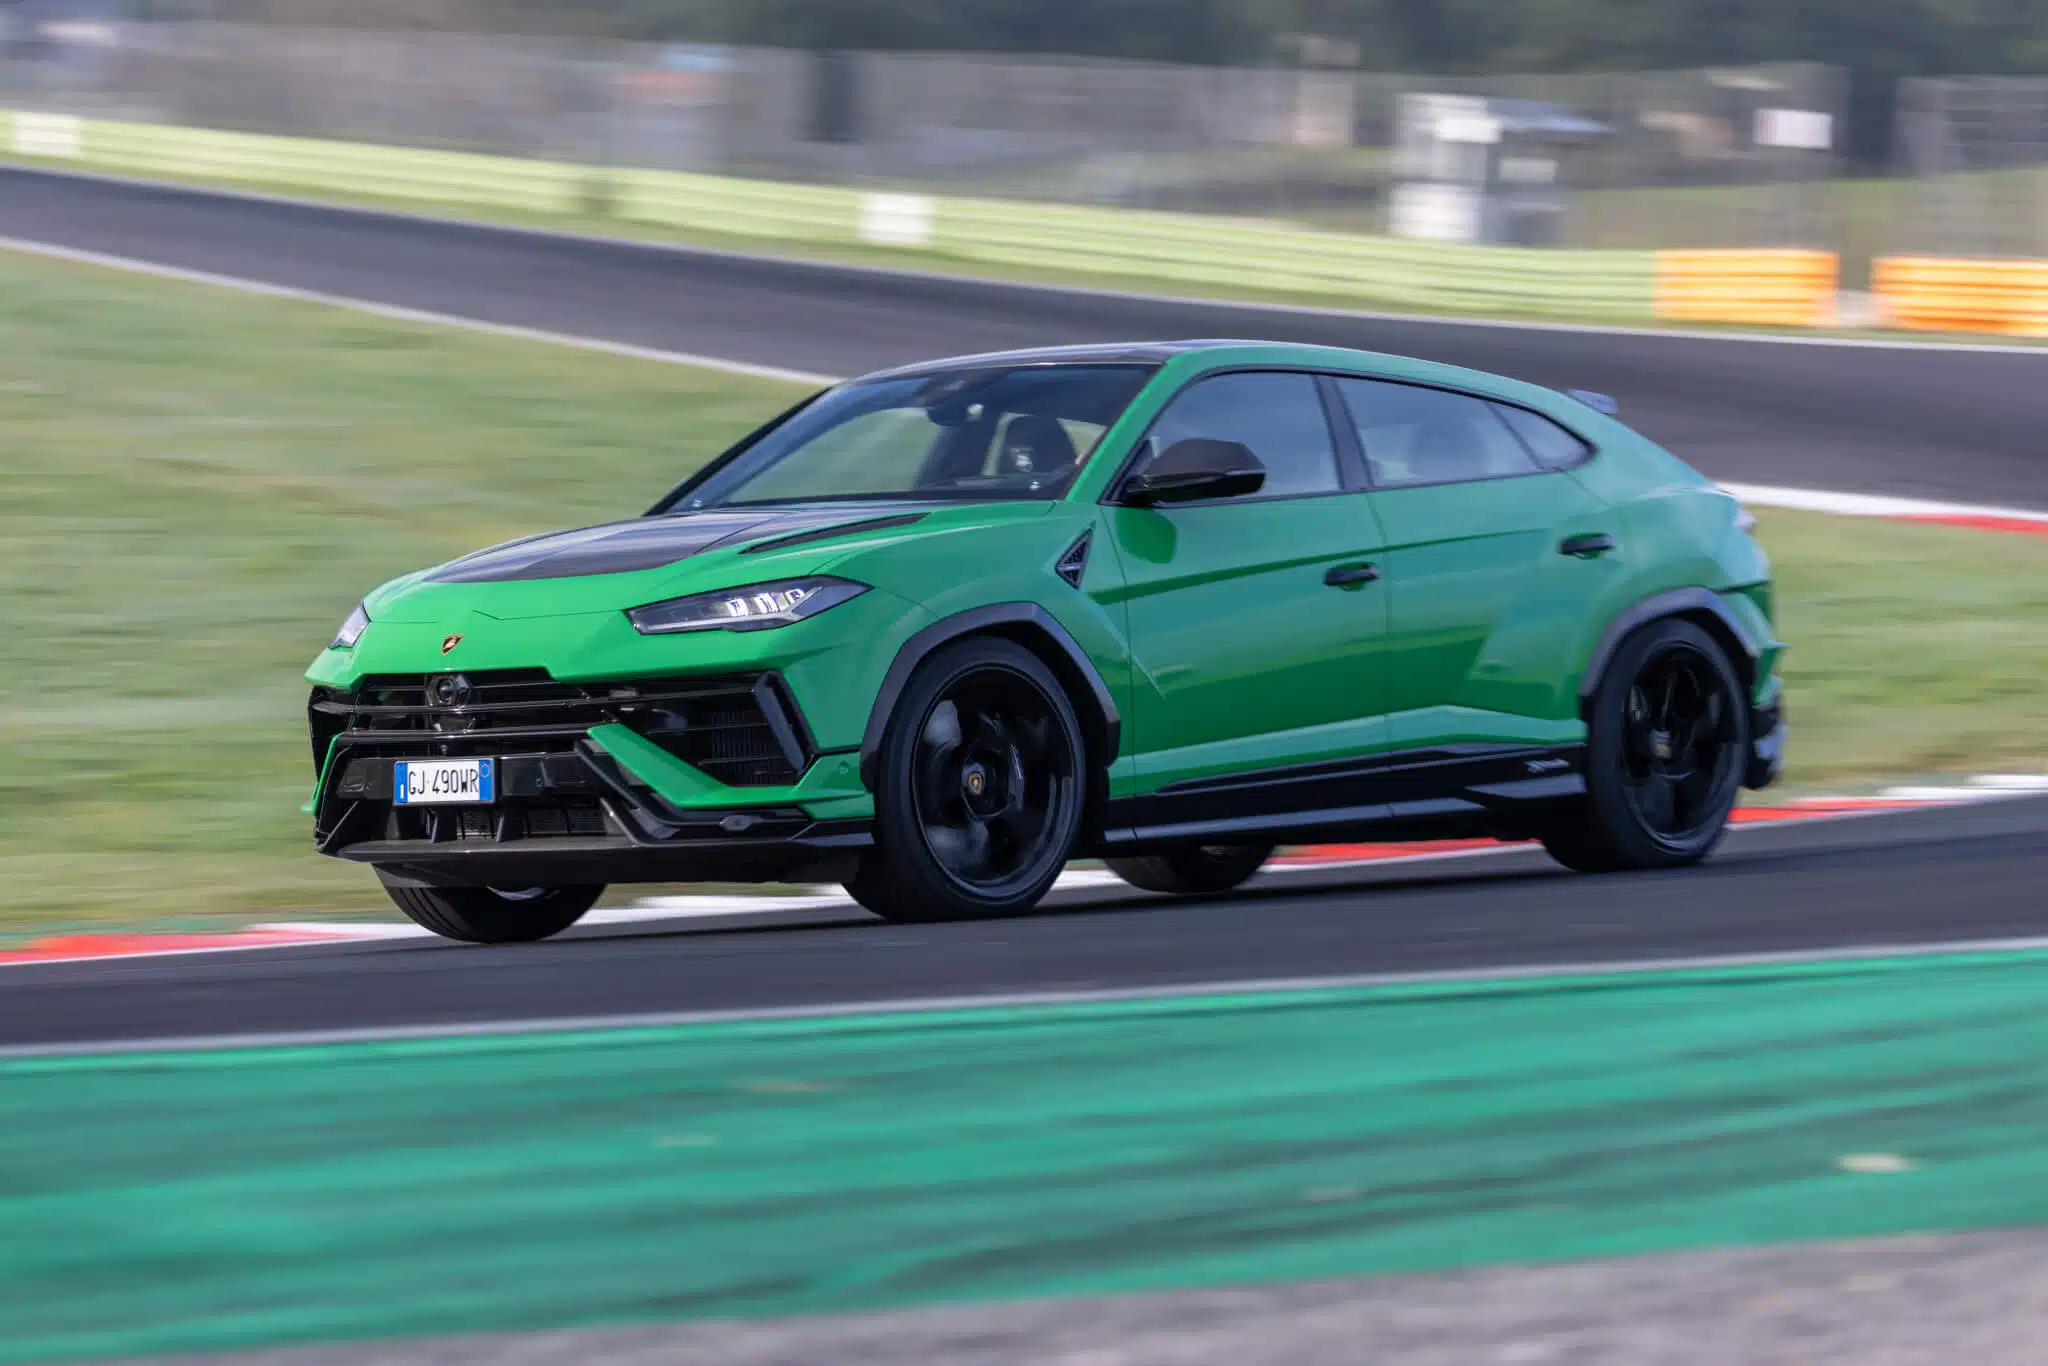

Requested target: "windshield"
[{"left": 670, "top": 363, "right": 1156, "bottom": 509}]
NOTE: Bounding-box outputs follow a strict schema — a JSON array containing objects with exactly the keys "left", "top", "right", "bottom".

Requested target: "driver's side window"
[{"left": 1140, "top": 372, "right": 1341, "bottom": 499}]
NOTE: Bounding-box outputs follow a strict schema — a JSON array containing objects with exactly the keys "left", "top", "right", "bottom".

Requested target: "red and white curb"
[
  {"left": 4, "top": 781, "right": 2040, "bottom": 969},
  {"left": 1720, "top": 482, "right": 2048, "bottom": 537}
]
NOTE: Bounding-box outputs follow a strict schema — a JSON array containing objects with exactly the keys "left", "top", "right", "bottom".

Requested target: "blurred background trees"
[{"left": 121, "top": 0, "right": 2048, "bottom": 165}]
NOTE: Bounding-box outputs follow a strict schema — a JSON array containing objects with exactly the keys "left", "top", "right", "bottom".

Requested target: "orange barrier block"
[
  {"left": 1872, "top": 256, "right": 2048, "bottom": 336},
  {"left": 1653, "top": 249, "right": 1839, "bottom": 328}
]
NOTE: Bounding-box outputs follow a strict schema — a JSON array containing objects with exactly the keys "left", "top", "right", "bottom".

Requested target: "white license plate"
[{"left": 394, "top": 758, "right": 495, "bottom": 805}]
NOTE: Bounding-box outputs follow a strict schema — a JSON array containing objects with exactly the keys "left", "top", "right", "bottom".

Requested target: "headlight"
[
  {"left": 626, "top": 577, "right": 867, "bottom": 635},
  {"left": 330, "top": 601, "right": 371, "bottom": 650}
]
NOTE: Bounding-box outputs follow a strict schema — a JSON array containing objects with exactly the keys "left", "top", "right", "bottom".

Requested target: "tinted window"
[
  {"left": 1334, "top": 378, "right": 1541, "bottom": 487},
  {"left": 1140, "top": 372, "right": 1339, "bottom": 498},
  {"left": 1493, "top": 403, "right": 1594, "bottom": 470}
]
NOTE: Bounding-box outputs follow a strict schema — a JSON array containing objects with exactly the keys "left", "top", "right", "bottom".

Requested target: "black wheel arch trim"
[
  {"left": 1579, "top": 587, "right": 1763, "bottom": 719},
  {"left": 858, "top": 603, "right": 1121, "bottom": 791}
]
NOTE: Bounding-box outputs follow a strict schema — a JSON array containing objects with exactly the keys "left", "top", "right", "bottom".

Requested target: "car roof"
[
  {"left": 856, "top": 341, "right": 1235, "bottom": 379},
  {"left": 853, "top": 340, "right": 1556, "bottom": 408}
]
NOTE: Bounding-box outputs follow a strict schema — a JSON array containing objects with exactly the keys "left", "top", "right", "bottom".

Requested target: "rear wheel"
[
  {"left": 847, "top": 638, "right": 1086, "bottom": 923},
  {"left": 1105, "top": 844, "right": 1275, "bottom": 896},
  {"left": 377, "top": 874, "right": 602, "bottom": 944},
  {"left": 1542, "top": 618, "right": 1748, "bottom": 874}
]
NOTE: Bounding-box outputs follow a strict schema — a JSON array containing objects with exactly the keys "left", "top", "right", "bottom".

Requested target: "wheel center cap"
[
  {"left": 1650, "top": 730, "right": 1674, "bottom": 761},
  {"left": 961, "top": 757, "right": 1010, "bottom": 815}
]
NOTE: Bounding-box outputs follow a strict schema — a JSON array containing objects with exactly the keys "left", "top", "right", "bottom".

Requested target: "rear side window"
[
  {"left": 1493, "top": 403, "right": 1595, "bottom": 470},
  {"left": 1142, "top": 371, "right": 1341, "bottom": 498},
  {"left": 1333, "top": 378, "right": 1539, "bottom": 487}
]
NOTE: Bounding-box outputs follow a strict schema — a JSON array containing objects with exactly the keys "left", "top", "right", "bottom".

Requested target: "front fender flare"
[{"left": 858, "top": 603, "right": 1121, "bottom": 791}]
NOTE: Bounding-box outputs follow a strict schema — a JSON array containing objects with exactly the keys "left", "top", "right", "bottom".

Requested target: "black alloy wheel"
[
  {"left": 849, "top": 638, "right": 1085, "bottom": 921},
  {"left": 376, "top": 875, "right": 604, "bottom": 943},
  {"left": 1620, "top": 640, "right": 1743, "bottom": 847},
  {"left": 1542, "top": 617, "right": 1748, "bottom": 873},
  {"left": 1105, "top": 843, "right": 1275, "bottom": 896}
]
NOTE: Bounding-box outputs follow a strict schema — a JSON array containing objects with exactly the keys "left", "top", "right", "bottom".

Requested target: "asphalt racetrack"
[
  {"left": 2, "top": 165, "right": 2045, "bottom": 509},
  {"left": 2, "top": 797, "right": 2043, "bottom": 1050},
  {"left": 0, "top": 167, "right": 2043, "bottom": 1052}
]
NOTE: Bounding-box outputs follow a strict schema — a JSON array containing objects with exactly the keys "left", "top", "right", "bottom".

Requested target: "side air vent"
[{"left": 1054, "top": 530, "right": 1091, "bottom": 589}]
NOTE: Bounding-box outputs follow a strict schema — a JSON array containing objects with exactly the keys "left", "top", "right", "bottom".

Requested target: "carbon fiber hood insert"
[{"left": 425, "top": 506, "right": 927, "bottom": 583}]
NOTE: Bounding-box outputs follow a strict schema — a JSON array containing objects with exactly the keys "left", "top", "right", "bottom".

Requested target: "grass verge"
[{"left": 1, "top": 247, "right": 2042, "bottom": 936}]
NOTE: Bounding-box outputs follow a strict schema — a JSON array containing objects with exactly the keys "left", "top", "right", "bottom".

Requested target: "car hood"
[
  {"left": 362, "top": 501, "right": 1049, "bottom": 623},
  {"left": 424, "top": 505, "right": 931, "bottom": 584}
]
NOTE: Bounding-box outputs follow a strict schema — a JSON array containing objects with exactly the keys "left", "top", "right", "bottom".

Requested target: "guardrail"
[
  {"left": 4, "top": 108, "right": 1865, "bottom": 330},
  {"left": 1653, "top": 249, "right": 1840, "bottom": 328},
  {"left": 1873, "top": 256, "right": 2048, "bottom": 335}
]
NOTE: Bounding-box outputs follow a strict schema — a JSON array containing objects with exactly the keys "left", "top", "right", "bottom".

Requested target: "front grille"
[
  {"left": 310, "top": 669, "right": 805, "bottom": 787},
  {"left": 380, "top": 800, "right": 608, "bottom": 844}
]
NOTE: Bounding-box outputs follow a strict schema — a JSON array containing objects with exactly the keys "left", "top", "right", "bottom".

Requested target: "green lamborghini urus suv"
[{"left": 306, "top": 341, "right": 1784, "bottom": 943}]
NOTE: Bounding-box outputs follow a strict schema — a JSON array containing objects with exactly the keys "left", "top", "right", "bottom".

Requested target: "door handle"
[
  {"left": 1324, "top": 563, "right": 1380, "bottom": 587},
  {"left": 1559, "top": 534, "right": 1616, "bottom": 559}
]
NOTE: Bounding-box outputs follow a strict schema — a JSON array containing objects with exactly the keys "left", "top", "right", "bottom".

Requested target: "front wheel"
[
  {"left": 847, "top": 637, "right": 1087, "bottom": 923},
  {"left": 377, "top": 874, "right": 603, "bottom": 943},
  {"left": 1542, "top": 617, "right": 1749, "bottom": 874},
  {"left": 1105, "top": 844, "right": 1275, "bottom": 896}
]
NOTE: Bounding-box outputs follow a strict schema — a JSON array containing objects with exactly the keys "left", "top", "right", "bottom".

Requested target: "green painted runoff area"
[{"left": 7, "top": 951, "right": 2048, "bottom": 1361}]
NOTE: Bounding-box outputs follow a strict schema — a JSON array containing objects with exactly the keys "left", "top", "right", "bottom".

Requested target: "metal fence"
[
  {"left": 1895, "top": 77, "right": 2048, "bottom": 259},
  {"left": 0, "top": 21, "right": 1847, "bottom": 248}
]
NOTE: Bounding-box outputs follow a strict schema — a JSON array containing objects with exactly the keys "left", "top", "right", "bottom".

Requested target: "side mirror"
[{"left": 1120, "top": 438, "right": 1266, "bottom": 507}]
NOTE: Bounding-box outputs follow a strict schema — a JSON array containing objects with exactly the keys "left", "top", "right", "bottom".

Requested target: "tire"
[
  {"left": 377, "top": 873, "right": 603, "bottom": 944},
  {"left": 846, "top": 637, "right": 1087, "bottom": 922},
  {"left": 1542, "top": 617, "right": 1750, "bottom": 874},
  {"left": 1105, "top": 844, "right": 1275, "bottom": 896}
]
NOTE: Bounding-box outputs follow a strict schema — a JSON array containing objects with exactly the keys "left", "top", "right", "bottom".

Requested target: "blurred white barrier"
[
  {"left": 1, "top": 110, "right": 1663, "bottom": 321},
  {"left": 11, "top": 112, "right": 81, "bottom": 158},
  {"left": 859, "top": 193, "right": 937, "bottom": 247}
]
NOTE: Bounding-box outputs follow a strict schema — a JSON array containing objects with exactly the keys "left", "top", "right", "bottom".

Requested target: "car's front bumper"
[
  {"left": 309, "top": 669, "right": 871, "bottom": 887},
  {"left": 323, "top": 737, "right": 870, "bottom": 886},
  {"left": 1746, "top": 690, "right": 1786, "bottom": 790}
]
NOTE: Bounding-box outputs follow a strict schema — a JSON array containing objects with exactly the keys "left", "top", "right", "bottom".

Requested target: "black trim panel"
[
  {"left": 1153, "top": 742, "right": 1552, "bottom": 798},
  {"left": 349, "top": 821, "right": 871, "bottom": 888},
  {"left": 750, "top": 675, "right": 812, "bottom": 774},
  {"left": 1747, "top": 694, "right": 1786, "bottom": 790},
  {"left": 1101, "top": 743, "right": 1585, "bottom": 849},
  {"left": 322, "top": 736, "right": 871, "bottom": 886},
  {"left": 1579, "top": 588, "right": 1763, "bottom": 709},
  {"left": 1054, "top": 530, "right": 1091, "bottom": 589},
  {"left": 859, "top": 603, "right": 1122, "bottom": 790}
]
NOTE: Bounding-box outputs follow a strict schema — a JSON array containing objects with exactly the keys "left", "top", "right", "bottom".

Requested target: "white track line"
[
  {"left": 9, "top": 933, "right": 2048, "bottom": 1061},
  {"left": 1719, "top": 482, "right": 2048, "bottom": 523},
  {"left": 0, "top": 234, "right": 839, "bottom": 386},
  {"left": 1880, "top": 786, "right": 2036, "bottom": 803},
  {"left": 14, "top": 162, "right": 2048, "bottom": 356}
]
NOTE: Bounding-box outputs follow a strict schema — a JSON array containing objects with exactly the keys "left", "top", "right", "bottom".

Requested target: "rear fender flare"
[{"left": 1578, "top": 587, "right": 1762, "bottom": 720}]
